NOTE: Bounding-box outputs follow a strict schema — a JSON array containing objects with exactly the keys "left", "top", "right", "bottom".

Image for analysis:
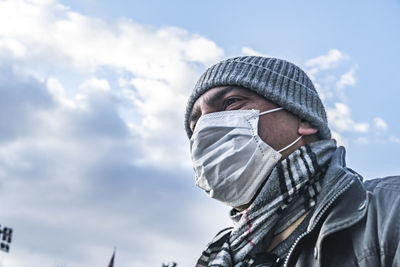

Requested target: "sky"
[{"left": 0, "top": 0, "right": 399, "bottom": 266}]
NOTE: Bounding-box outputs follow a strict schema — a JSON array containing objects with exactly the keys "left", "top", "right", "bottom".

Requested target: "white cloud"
[
  {"left": 336, "top": 65, "right": 357, "bottom": 89},
  {"left": 327, "top": 102, "right": 369, "bottom": 133},
  {"left": 0, "top": 1, "right": 226, "bottom": 266},
  {"left": 304, "top": 49, "right": 347, "bottom": 71},
  {"left": 355, "top": 136, "right": 368, "bottom": 144},
  {"left": 304, "top": 49, "right": 395, "bottom": 147},
  {"left": 79, "top": 78, "right": 110, "bottom": 92},
  {"left": 0, "top": 37, "right": 27, "bottom": 57},
  {"left": 241, "top": 46, "right": 271, "bottom": 57},
  {"left": 373, "top": 117, "right": 388, "bottom": 131},
  {"left": 302, "top": 49, "right": 350, "bottom": 102},
  {"left": 390, "top": 136, "right": 400, "bottom": 143},
  {"left": 304, "top": 51, "right": 391, "bottom": 143},
  {"left": 0, "top": 0, "right": 223, "bottom": 168},
  {"left": 353, "top": 122, "right": 369, "bottom": 133},
  {"left": 47, "top": 77, "right": 77, "bottom": 108}
]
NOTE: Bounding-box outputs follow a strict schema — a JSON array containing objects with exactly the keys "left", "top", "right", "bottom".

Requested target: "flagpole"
[{"left": 108, "top": 247, "right": 116, "bottom": 267}]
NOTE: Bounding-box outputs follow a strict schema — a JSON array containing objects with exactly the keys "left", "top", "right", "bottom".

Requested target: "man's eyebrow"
[
  {"left": 189, "top": 86, "right": 240, "bottom": 125},
  {"left": 204, "top": 86, "right": 238, "bottom": 107}
]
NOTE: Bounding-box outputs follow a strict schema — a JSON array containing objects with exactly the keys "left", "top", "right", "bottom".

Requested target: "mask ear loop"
[
  {"left": 258, "top": 107, "right": 302, "bottom": 153},
  {"left": 258, "top": 107, "right": 303, "bottom": 153},
  {"left": 278, "top": 135, "right": 303, "bottom": 153},
  {"left": 259, "top": 107, "right": 284, "bottom": 116}
]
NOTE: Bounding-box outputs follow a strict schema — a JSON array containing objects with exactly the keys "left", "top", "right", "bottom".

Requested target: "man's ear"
[{"left": 298, "top": 120, "right": 318, "bottom": 136}]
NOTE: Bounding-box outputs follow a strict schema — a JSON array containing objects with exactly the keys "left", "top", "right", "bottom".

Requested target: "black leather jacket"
[{"left": 284, "top": 147, "right": 400, "bottom": 266}]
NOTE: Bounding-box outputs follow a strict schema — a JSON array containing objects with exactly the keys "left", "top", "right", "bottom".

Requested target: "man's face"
[{"left": 189, "top": 86, "right": 303, "bottom": 159}]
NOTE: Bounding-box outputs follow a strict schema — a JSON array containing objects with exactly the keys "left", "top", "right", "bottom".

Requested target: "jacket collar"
[{"left": 309, "top": 146, "right": 368, "bottom": 253}]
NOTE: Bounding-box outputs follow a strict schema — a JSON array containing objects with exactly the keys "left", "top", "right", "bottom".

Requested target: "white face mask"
[{"left": 190, "top": 108, "right": 302, "bottom": 208}]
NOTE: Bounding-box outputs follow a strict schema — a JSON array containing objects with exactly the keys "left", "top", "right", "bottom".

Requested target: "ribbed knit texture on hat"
[{"left": 184, "top": 56, "right": 331, "bottom": 139}]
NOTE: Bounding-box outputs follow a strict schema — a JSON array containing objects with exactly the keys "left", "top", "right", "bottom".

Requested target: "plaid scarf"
[{"left": 196, "top": 140, "right": 337, "bottom": 267}]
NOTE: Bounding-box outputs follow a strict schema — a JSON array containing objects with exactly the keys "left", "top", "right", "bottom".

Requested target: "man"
[{"left": 184, "top": 56, "right": 400, "bottom": 266}]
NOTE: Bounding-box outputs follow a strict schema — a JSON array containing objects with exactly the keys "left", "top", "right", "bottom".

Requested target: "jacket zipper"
[{"left": 282, "top": 178, "right": 355, "bottom": 267}]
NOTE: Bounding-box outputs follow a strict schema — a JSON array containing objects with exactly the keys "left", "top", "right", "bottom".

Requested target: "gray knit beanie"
[{"left": 184, "top": 56, "right": 331, "bottom": 139}]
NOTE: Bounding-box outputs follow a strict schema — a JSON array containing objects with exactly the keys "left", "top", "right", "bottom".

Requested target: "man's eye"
[{"left": 224, "top": 98, "right": 240, "bottom": 109}]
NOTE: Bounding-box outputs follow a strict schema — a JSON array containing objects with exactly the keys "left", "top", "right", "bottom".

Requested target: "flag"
[
  {"left": 0, "top": 225, "right": 13, "bottom": 253},
  {"left": 108, "top": 249, "right": 115, "bottom": 267}
]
